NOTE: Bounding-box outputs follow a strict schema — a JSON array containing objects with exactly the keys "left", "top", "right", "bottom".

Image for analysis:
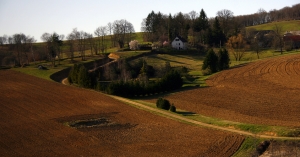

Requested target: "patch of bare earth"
[
  {"left": 143, "top": 54, "right": 300, "bottom": 127},
  {"left": 0, "top": 70, "right": 243, "bottom": 156}
]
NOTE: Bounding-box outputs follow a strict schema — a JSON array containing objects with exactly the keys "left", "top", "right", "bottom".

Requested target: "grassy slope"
[{"left": 246, "top": 20, "right": 300, "bottom": 35}]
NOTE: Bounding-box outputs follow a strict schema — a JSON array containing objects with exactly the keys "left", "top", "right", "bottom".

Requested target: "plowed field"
[
  {"left": 0, "top": 70, "right": 243, "bottom": 156},
  {"left": 144, "top": 54, "right": 300, "bottom": 127}
]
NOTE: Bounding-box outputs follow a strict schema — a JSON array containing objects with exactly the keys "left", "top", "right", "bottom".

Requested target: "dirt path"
[{"left": 109, "top": 95, "right": 300, "bottom": 140}]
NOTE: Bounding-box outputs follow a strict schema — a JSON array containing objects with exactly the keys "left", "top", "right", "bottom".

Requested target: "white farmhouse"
[{"left": 171, "top": 36, "right": 187, "bottom": 50}]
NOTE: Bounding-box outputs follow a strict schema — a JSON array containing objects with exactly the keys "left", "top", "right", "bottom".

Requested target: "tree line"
[
  {"left": 141, "top": 3, "right": 300, "bottom": 48},
  {"left": 67, "top": 59, "right": 183, "bottom": 97},
  {"left": 202, "top": 48, "right": 230, "bottom": 74},
  {"left": 0, "top": 19, "right": 135, "bottom": 67}
]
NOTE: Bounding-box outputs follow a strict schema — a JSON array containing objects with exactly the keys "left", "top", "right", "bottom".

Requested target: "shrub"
[
  {"left": 170, "top": 104, "right": 176, "bottom": 112},
  {"left": 202, "top": 49, "right": 218, "bottom": 73},
  {"left": 217, "top": 48, "right": 230, "bottom": 71},
  {"left": 256, "top": 141, "right": 270, "bottom": 155},
  {"left": 78, "top": 65, "right": 92, "bottom": 88},
  {"left": 156, "top": 97, "right": 171, "bottom": 110}
]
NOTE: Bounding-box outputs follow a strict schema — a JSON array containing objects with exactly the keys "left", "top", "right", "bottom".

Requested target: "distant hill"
[{"left": 246, "top": 20, "right": 300, "bottom": 35}]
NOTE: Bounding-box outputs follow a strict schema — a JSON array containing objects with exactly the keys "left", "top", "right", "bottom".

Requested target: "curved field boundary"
[
  {"left": 61, "top": 76, "right": 300, "bottom": 140},
  {"left": 60, "top": 53, "right": 300, "bottom": 140},
  {"left": 108, "top": 95, "right": 300, "bottom": 140}
]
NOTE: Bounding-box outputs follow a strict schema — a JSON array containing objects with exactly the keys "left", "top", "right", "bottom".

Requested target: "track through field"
[{"left": 143, "top": 54, "right": 300, "bottom": 127}]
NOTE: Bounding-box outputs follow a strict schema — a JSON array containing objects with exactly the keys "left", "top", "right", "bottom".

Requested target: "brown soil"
[
  {"left": 0, "top": 70, "right": 243, "bottom": 157},
  {"left": 143, "top": 54, "right": 300, "bottom": 127}
]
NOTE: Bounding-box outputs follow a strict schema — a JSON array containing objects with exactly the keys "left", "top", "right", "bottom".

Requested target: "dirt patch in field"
[
  {"left": 57, "top": 113, "right": 137, "bottom": 129},
  {"left": 142, "top": 54, "right": 300, "bottom": 127},
  {"left": 0, "top": 70, "right": 244, "bottom": 157}
]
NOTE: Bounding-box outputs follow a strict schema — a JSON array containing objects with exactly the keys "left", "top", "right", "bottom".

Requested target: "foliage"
[
  {"left": 78, "top": 65, "right": 92, "bottom": 88},
  {"left": 202, "top": 49, "right": 218, "bottom": 73},
  {"left": 41, "top": 32, "right": 63, "bottom": 66},
  {"left": 217, "top": 48, "right": 230, "bottom": 71},
  {"left": 226, "top": 34, "right": 249, "bottom": 61},
  {"left": 211, "top": 17, "right": 226, "bottom": 47},
  {"left": 129, "top": 40, "right": 139, "bottom": 50},
  {"left": 68, "top": 64, "right": 95, "bottom": 88},
  {"left": 170, "top": 104, "right": 176, "bottom": 112},
  {"left": 156, "top": 97, "right": 171, "bottom": 110},
  {"left": 105, "top": 69, "right": 182, "bottom": 97}
]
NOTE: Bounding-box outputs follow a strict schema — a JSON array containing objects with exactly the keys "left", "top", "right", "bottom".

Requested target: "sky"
[{"left": 0, "top": 0, "right": 299, "bottom": 42}]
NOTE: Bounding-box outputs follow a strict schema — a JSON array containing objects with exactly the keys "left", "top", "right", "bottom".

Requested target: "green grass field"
[{"left": 246, "top": 20, "right": 300, "bottom": 35}]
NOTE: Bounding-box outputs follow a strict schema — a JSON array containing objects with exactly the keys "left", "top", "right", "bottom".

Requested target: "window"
[{"left": 175, "top": 39, "right": 179, "bottom": 41}]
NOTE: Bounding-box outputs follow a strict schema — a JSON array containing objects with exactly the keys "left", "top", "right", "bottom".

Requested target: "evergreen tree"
[
  {"left": 78, "top": 65, "right": 91, "bottom": 88},
  {"left": 205, "top": 27, "right": 214, "bottom": 46},
  {"left": 69, "top": 64, "right": 80, "bottom": 84},
  {"left": 212, "top": 17, "right": 226, "bottom": 47},
  {"left": 193, "top": 9, "right": 210, "bottom": 44},
  {"left": 217, "top": 48, "right": 230, "bottom": 71},
  {"left": 202, "top": 49, "right": 218, "bottom": 73}
]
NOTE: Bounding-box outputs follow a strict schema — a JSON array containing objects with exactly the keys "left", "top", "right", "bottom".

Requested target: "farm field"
[
  {"left": 0, "top": 70, "right": 244, "bottom": 156},
  {"left": 141, "top": 53, "right": 300, "bottom": 128}
]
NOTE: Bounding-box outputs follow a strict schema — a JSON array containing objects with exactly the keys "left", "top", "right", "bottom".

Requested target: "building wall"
[{"left": 171, "top": 37, "right": 186, "bottom": 50}]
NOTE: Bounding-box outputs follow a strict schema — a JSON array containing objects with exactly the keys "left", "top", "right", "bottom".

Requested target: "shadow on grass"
[
  {"left": 149, "top": 55, "right": 188, "bottom": 65},
  {"left": 176, "top": 111, "right": 196, "bottom": 116},
  {"left": 229, "top": 62, "right": 250, "bottom": 69},
  {"left": 136, "top": 85, "right": 210, "bottom": 100}
]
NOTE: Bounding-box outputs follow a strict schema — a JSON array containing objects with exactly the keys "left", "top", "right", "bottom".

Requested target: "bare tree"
[
  {"left": 95, "top": 26, "right": 107, "bottom": 54},
  {"left": 217, "top": 9, "right": 234, "bottom": 36},
  {"left": 99, "top": 26, "right": 107, "bottom": 53},
  {"left": 0, "top": 35, "right": 7, "bottom": 45},
  {"left": 94, "top": 27, "right": 101, "bottom": 55},
  {"left": 125, "top": 22, "right": 135, "bottom": 47},
  {"left": 78, "top": 31, "right": 87, "bottom": 60},
  {"left": 26, "top": 36, "right": 36, "bottom": 64},
  {"left": 251, "top": 32, "right": 264, "bottom": 59},
  {"left": 40, "top": 32, "right": 62, "bottom": 67},
  {"left": 12, "top": 33, "right": 27, "bottom": 66},
  {"left": 112, "top": 19, "right": 135, "bottom": 48},
  {"left": 86, "top": 33, "right": 94, "bottom": 56},
  {"left": 189, "top": 10, "right": 198, "bottom": 21},
  {"left": 272, "top": 24, "right": 284, "bottom": 54},
  {"left": 226, "top": 33, "right": 249, "bottom": 61},
  {"left": 57, "top": 34, "right": 64, "bottom": 65},
  {"left": 257, "top": 8, "right": 267, "bottom": 24},
  {"left": 66, "top": 32, "right": 76, "bottom": 61},
  {"left": 107, "top": 22, "right": 114, "bottom": 47}
]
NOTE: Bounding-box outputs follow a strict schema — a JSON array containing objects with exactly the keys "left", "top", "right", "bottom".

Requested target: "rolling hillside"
[{"left": 246, "top": 20, "right": 300, "bottom": 35}]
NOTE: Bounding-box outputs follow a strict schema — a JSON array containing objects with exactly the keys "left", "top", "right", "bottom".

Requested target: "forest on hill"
[{"left": 0, "top": 3, "right": 299, "bottom": 67}]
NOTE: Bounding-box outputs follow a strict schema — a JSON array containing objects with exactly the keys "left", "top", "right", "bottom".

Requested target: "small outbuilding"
[{"left": 171, "top": 36, "right": 187, "bottom": 50}]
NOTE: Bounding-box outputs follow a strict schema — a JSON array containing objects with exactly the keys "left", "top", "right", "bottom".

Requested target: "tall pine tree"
[
  {"left": 212, "top": 17, "right": 226, "bottom": 47},
  {"left": 202, "top": 49, "right": 218, "bottom": 73}
]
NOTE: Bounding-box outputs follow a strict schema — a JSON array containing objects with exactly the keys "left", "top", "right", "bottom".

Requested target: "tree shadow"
[
  {"left": 136, "top": 85, "right": 211, "bottom": 100},
  {"left": 175, "top": 111, "right": 196, "bottom": 116},
  {"left": 150, "top": 55, "right": 188, "bottom": 65},
  {"left": 229, "top": 62, "right": 250, "bottom": 69}
]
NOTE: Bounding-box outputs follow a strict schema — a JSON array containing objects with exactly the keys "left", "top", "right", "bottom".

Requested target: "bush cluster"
[
  {"left": 68, "top": 64, "right": 96, "bottom": 88},
  {"left": 170, "top": 104, "right": 176, "bottom": 112},
  {"left": 99, "top": 69, "right": 183, "bottom": 97},
  {"left": 202, "top": 48, "right": 230, "bottom": 75},
  {"left": 156, "top": 97, "right": 171, "bottom": 110},
  {"left": 156, "top": 98, "right": 177, "bottom": 112}
]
